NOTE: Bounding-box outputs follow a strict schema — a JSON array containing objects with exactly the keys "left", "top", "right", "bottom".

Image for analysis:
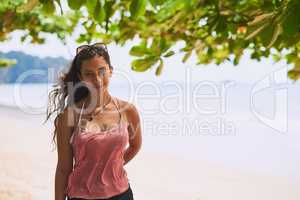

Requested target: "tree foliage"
[{"left": 1, "top": 0, "right": 300, "bottom": 80}]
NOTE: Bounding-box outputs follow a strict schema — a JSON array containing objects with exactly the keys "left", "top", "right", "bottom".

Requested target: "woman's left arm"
[{"left": 123, "top": 102, "right": 142, "bottom": 165}]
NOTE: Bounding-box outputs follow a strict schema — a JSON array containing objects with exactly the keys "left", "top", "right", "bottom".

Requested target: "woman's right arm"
[{"left": 55, "top": 107, "right": 75, "bottom": 200}]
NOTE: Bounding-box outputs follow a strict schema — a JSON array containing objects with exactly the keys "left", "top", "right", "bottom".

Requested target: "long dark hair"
[{"left": 45, "top": 46, "right": 113, "bottom": 150}]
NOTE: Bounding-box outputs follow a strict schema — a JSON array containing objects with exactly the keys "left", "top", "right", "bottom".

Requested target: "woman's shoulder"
[
  {"left": 114, "top": 97, "right": 136, "bottom": 112},
  {"left": 114, "top": 97, "right": 139, "bottom": 121},
  {"left": 59, "top": 101, "right": 85, "bottom": 128}
]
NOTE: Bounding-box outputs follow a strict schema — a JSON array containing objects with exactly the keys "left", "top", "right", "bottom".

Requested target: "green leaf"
[
  {"left": 85, "top": 22, "right": 96, "bottom": 34},
  {"left": 155, "top": 59, "right": 164, "bottom": 76},
  {"left": 104, "top": 0, "right": 115, "bottom": 19},
  {"left": 282, "top": 5, "right": 300, "bottom": 36},
  {"left": 233, "top": 57, "right": 239, "bottom": 65},
  {"left": 68, "top": 0, "right": 85, "bottom": 10},
  {"left": 42, "top": 0, "right": 55, "bottom": 14},
  {"left": 272, "top": 54, "right": 281, "bottom": 62},
  {"left": 129, "top": 46, "right": 150, "bottom": 57},
  {"left": 288, "top": 68, "right": 300, "bottom": 80},
  {"left": 156, "top": 0, "right": 187, "bottom": 22},
  {"left": 150, "top": 37, "right": 160, "bottom": 54},
  {"left": 256, "top": 19, "right": 284, "bottom": 49},
  {"left": 94, "top": 0, "right": 106, "bottom": 24},
  {"left": 266, "top": 23, "right": 282, "bottom": 48},
  {"left": 17, "top": 0, "right": 39, "bottom": 13},
  {"left": 76, "top": 33, "right": 88, "bottom": 43},
  {"left": 215, "top": 16, "right": 227, "bottom": 33},
  {"left": 150, "top": 37, "right": 171, "bottom": 56},
  {"left": 149, "top": 0, "right": 164, "bottom": 7},
  {"left": 86, "top": 0, "right": 97, "bottom": 16},
  {"left": 131, "top": 56, "right": 158, "bottom": 72},
  {"left": 163, "top": 50, "right": 175, "bottom": 57},
  {"left": 129, "top": 0, "right": 147, "bottom": 19},
  {"left": 159, "top": 37, "right": 171, "bottom": 53},
  {"left": 182, "top": 50, "right": 192, "bottom": 63},
  {"left": 272, "top": 0, "right": 281, "bottom": 8}
]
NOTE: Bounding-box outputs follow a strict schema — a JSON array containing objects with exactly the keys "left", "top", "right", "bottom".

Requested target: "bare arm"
[
  {"left": 55, "top": 107, "right": 74, "bottom": 200},
  {"left": 123, "top": 102, "right": 142, "bottom": 165}
]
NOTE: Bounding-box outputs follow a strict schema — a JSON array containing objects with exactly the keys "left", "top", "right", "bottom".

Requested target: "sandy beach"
[{"left": 0, "top": 106, "right": 299, "bottom": 200}]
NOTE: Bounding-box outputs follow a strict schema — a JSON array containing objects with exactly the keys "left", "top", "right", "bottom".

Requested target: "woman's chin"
[
  {"left": 92, "top": 84, "right": 101, "bottom": 89},
  {"left": 95, "top": 86, "right": 108, "bottom": 92}
]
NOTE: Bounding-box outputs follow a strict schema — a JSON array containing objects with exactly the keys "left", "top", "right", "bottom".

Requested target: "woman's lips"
[{"left": 94, "top": 83, "right": 101, "bottom": 89}]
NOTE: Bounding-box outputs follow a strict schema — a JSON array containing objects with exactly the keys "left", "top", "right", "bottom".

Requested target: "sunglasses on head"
[{"left": 76, "top": 42, "right": 108, "bottom": 55}]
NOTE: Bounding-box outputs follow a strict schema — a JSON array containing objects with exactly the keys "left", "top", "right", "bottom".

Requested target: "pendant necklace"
[{"left": 88, "top": 96, "right": 112, "bottom": 121}]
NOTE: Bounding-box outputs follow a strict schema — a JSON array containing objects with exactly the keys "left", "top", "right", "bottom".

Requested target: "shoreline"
[{"left": 0, "top": 104, "right": 299, "bottom": 200}]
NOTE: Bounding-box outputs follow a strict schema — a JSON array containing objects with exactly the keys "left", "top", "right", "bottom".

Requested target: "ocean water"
[{"left": 0, "top": 81, "right": 300, "bottom": 180}]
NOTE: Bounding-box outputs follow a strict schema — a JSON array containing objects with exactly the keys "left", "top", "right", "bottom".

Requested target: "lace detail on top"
[{"left": 69, "top": 97, "right": 125, "bottom": 145}]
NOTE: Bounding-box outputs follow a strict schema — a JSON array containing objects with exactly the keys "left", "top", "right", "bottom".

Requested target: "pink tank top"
[{"left": 64, "top": 97, "right": 130, "bottom": 199}]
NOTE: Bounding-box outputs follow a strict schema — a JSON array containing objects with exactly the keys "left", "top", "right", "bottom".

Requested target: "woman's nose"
[
  {"left": 90, "top": 73, "right": 100, "bottom": 81},
  {"left": 94, "top": 76, "right": 102, "bottom": 86}
]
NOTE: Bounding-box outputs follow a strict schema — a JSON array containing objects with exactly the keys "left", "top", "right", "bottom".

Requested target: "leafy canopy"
[{"left": 1, "top": 0, "right": 300, "bottom": 80}]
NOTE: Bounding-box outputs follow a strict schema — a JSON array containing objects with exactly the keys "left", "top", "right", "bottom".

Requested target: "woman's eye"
[
  {"left": 85, "top": 73, "right": 94, "bottom": 77},
  {"left": 98, "top": 68, "right": 106, "bottom": 76}
]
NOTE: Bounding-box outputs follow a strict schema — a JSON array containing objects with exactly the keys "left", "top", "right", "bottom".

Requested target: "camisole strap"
[
  {"left": 112, "top": 97, "right": 122, "bottom": 125},
  {"left": 77, "top": 102, "right": 85, "bottom": 128},
  {"left": 69, "top": 102, "right": 85, "bottom": 144}
]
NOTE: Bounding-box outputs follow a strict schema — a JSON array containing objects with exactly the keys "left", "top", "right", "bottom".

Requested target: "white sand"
[{"left": 0, "top": 106, "right": 299, "bottom": 200}]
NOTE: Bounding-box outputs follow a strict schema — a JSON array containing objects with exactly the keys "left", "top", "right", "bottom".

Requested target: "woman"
[{"left": 46, "top": 43, "right": 142, "bottom": 200}]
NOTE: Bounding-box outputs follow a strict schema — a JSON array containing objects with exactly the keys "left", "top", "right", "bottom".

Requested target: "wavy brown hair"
[{"left": 44, "top": 45, "right": 114, "bottom": 150}]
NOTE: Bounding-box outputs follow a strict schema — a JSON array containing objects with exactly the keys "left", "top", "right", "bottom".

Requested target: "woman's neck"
[{"left": 86, "top": 88, "right": 111, "bottom": 109}]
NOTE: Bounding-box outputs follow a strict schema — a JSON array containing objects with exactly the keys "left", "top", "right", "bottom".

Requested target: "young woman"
[{"left": 46, "top": 43, "right": 142, "bottom": 200}]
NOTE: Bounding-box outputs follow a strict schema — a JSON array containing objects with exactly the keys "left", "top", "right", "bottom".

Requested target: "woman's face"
[{"left": 79, "top": 55, "right": 112, "bottom": 91}]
